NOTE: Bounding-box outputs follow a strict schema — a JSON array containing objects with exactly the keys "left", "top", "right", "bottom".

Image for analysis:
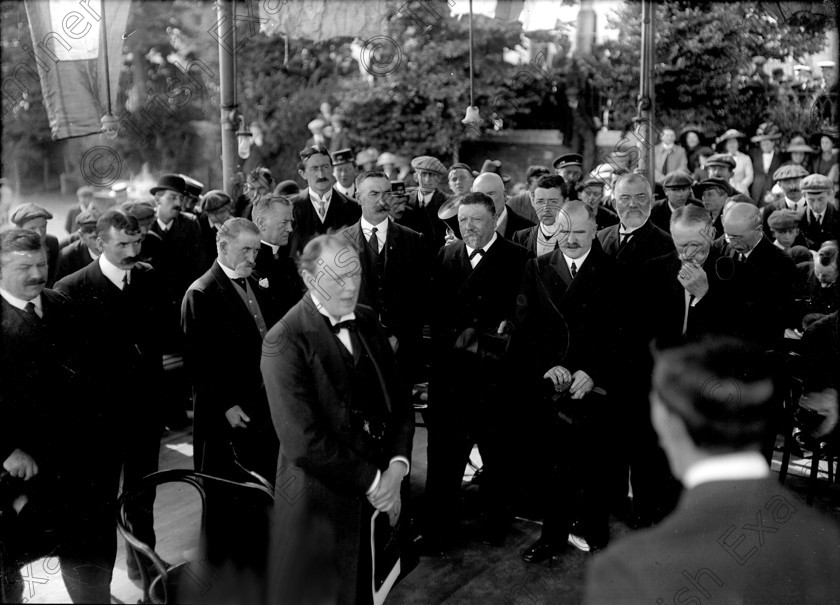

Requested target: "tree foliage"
[{"left": 580, "top": 1, "right": 833, "bottom": 137}]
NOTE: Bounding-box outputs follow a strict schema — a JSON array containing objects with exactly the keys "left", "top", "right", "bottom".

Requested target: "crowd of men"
[{"left": 1, "top": 130, "right": 839, "bottom": 604}]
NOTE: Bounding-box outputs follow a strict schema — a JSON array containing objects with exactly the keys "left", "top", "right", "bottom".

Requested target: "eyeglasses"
[{"left": 617, "top": 193, "right": 649, "bottom": 204}]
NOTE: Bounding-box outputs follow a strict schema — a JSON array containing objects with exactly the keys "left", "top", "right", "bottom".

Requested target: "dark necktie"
[
  {"left": 554, "top": 241, "right": 559, "bottom": 250},
  {"left": 570, "top": 261, "right": 577, "bottom": 278},
  {"left": 232, "top": 277, "right": 247, "bottom": 290},
  {"left": 469, "top": 248, "right": 485, "bottom": 260},
  {"left": 24, "top": 301, "right": 41, "bottom": 322},
  {"left": 368, "top": 227, "right": 379, "bottom": 255},
  {"left": 620, "top": 232, "right": 633, "bottom": 248},
  {"left": 122, "top": 272, "right": 131, "bottom": 293}
]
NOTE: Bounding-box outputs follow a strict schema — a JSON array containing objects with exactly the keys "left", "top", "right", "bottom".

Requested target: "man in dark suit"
[
  {"left": 181, "top": 218, "right": 279, "bottom": 572},
  {"left": 9, "top": 203, "right": 60, "bottom": 288},
  {"left": 585, "top": 338, "right": 840, "bottom": 605},
  {"left": 396, "top": 155, "right": 451, "bottom": 252},
  {"left": 339, "top": 171, "right": 429, "bottom": 387},
  {"left": 512, "top": 174, "right": 566, "bottom": 256},
  {"left": 1, "top": 229, "right": 113, "bottom": 603},
  {"left": 717, "top": 203, "right": 798, "bottom": 348},
  {"left": 196, "top": 190, "right": 234, "bottom": 270},
  {"left": 122, "top": 200, "right": 163, "bottom": 267},
  {"left": 149, "top": 174, "right": 206, "bottom": 353},
  {"left": 54, "top": 210, "right": 99, "bottom": 281},
  {"left": 261, "top": 234, "right": 414, "bottom": 605},
  {"left": 515, "top": 201, "right": 619, "bottom": 562},
  {"left": 251, "top": 193, "right": 305, "bottom": 321},
  {"left": 749, "top": 122, "right": 783, "bottom": 204},
  {"left": 288, "top": 145, "right": 361, "bottom": 254},
  {"left": 578, "top": 176, "right": 620, "bottom": 231},
  {"left": 473, "top": 172, "right": 535, "bottom": 240},
  {"left": 597, "top": 173, "right": 675, "bottom": 269},
  {"left": 649, "top": 170, "right": 703, "bottom": 232},
  {"left": 799, "top": 173, "right": 840, "bottom": 250},
  {"left": 694, "top": 177, "right": 734, "bottom": 239},
  {"left": 506, "top": 165, "right": 548, "bottom": 223},
  {"left": 597, "top": 172, "right": 677, "bottom": 526},
  {"left": 424, "top": 192, "right": 531, "bottom": 549},
  {"left": 54, "top": 209, "right": 166, "bottom": 582}
]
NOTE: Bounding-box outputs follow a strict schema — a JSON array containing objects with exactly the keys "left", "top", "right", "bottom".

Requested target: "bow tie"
[
  {"left": 469, "top": 248, "right": 485, "bottom": 260},
  {"left": 331, "top": 319, "right": 357, "bottom": 333}
]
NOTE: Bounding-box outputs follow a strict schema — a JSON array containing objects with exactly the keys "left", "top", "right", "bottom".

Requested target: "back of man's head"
[{"left": 652, "top": 337, "right": 776, "bottom": 454}]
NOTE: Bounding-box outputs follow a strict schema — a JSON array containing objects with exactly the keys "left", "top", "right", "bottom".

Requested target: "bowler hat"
[
  {"left": 150, "top": 174, "right": 186, "bottom": 196},
  {"left": 10, "top": 203, "right": 53, "bottom": 226},
  {"left": 274, "top": 180, "right": 300, "bottom": 196}
]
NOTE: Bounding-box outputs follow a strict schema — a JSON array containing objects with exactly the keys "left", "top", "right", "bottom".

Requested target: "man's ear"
[
  {"left": 298, "top": 169, "right": 307, "bottom": 182},
  {"left": 95, "top": 236, "right": 105, "bottom": 254}
]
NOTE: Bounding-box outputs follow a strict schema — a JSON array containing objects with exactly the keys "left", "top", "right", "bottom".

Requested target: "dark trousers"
[{"left": 1, "top": 473, "right": 115, "bottom": 603}]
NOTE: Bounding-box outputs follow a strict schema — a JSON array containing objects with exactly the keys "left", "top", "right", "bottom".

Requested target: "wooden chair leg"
[{"left": 807, "top": 441, "right": 822, "bottom": 506}]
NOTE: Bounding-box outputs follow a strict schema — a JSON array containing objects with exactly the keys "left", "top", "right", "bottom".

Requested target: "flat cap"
[
  {"left": 579, "top": 176, "right": 605, "bottom": 189},
  {"left": 180, "top": 175, "right": 204, "bottom": 198},
  {"left": 553, "top": 153, "right": 583, "bottom": 169},
  {"left": 800, "top": 174, "right": 833, "bottom": 192},
  {"left": 411, "top": 155, "right": 447, "bottom": 176},
  {"left": 150, "top": 174, "right": 186, "bottom": 196},
  {"left": 767, "top": 209, "right": 801, "bottom": 231},
  {"left": 705, "top": 154, "right": 736, "bottom": 170},
  {"left": 773, "top": 163, "right": 809, "bottom": 181},
  {"left": 390, "top": 181, "right": 407, "bottom": 196},
  {"left": 76, "top": 186, "right": 94, "bottom": 197},
  {"left": 75, "top": 209, "right": 100, "bottom": 228},
  {"left": 448, "top": 162, "right": 473, "bottom": 175},
  {"left": 377, "top": 152, "right": 397, "bottom": 166},
  {"left": 331, "top": 148, "right": 354, "bottom": 166},
  {"left": 694, "top": 178, "right": 733, "bottom": 196},
  {"left": 121, "top": 200, "right": 156, "bottom": 221},
  {"left": 200, "top": 190, "right": 233, "bottom": 214},
  {"left": 10, "top": 203, "right": 53, "bottom": 225},
  {"left": 662, "top": 171, "right": 693, "bottom": 188}
]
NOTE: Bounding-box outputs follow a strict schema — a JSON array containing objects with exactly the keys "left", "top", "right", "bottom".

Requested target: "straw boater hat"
[
  {"left": 716, "top": 129, "right": 746, "bottom": 145},
  {"left": 751, "top": 122, "right": 782, "bottom": 143}
]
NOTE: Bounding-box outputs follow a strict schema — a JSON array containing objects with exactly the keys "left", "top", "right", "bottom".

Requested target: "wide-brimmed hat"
[
  {"left": 785, "top": 143, "right": 815, "bottom": 154},
  {"left": 331, "top": 148, "right": 354, "bottom": 166},
  {"left": 751, "top": 122, "right": 782, "bottom": 142},
  {"left": 716, "top": 129, "right": 746, "bottom": 145}
]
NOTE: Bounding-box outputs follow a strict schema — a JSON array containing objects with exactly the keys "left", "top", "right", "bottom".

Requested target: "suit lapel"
[{"left": 298, "top": 298, "right": 352, "bottom": 391}]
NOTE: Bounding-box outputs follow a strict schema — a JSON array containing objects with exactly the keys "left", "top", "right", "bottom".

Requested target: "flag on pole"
[
  {"left": 261, "top": 0, "right": 391, "bottom": 41},
  {"left": 23, "top": 0, "right": 131, "bottom": 140}
]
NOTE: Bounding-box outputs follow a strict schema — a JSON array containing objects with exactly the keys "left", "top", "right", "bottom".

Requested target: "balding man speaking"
[
  {"left": 717, "top": 202, "right": 797, "bottom": 348},
  {"left": 472, "top": 172, "right": 535, "bottom": 240}
]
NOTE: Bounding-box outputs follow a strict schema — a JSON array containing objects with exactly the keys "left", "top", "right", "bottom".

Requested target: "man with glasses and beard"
[
  {"left": 512, "top": 175, "right": 566, "bottom": 256},
  {"left": 54, "top": 209, "right": 166, "bottom": 583}
]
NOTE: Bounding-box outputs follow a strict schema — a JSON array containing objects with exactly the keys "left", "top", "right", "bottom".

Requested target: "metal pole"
[
  {"left": 638, "top": 0, "right": 656, "bottom": 186},
  {"left": 217, "top": 0, "right": 238, "bottom": 196}
]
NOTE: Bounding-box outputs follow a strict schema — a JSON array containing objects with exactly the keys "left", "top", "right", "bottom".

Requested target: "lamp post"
[
  {"left": 636, "top": 0, "right": 656, "bottom": 186},
  {"left": 217, "top": 0, "right": 241, "bottom": 197}
]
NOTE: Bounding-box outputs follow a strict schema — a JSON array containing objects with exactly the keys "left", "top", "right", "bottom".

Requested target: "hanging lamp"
[{"left": 461, "top": 0, "right": 481, "bottom": 128}]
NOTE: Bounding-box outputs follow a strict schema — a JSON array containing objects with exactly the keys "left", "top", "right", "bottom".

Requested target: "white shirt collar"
[
  {"left": 310, "top": 291, "right": 355, "bottom": 325},
  {"left": 682, "top": 451, "right": 769, "bottom": 489},
  {"left": 156, "top": 217, "right": 173, "bottom": 232},
  {"left": 495, "top": 206, "right": 509, "bottom": 231},
  {"left": 261, "top": 240, "right": 280, "bottom": 255},
  {"left": 784, "top": 197, "right": 805, "bottom": 210},
  {"left": 465, "top": 232, "right": 497, "bottom": 267},
  {"left": 619, "top": 221, "right": 645, "bottom": 236},
  {"left": 810, "top": 209, "right": 825, "bottom": 222},
  {"left": 217, "top": 259, "right": 240, "bottom": 280},
  {"left": 86, "top": 245, "right": 100, "bottom": 259},
  {"left": 0, "top": 287, "right": 42, "bottom": 315},
  {"left": 99, "top": 254, "right": 129, "bottom": 290},
  {"left": 335, "top": 182, "right": 355, "bottom": 197},
  {"left": 309, "top": 187, "right": 333, "bottom": 205},
  {"left": 360, "top": 216, "right": 389, "bottom": 244},
  {"left": 562, "top": 247, "right": 592, "bottom": 275},
  {"left": 419, "top": 190, "right": 435, "bottom": 206},
  {"left": 773, "top": 239, "right": 785, "bottom": 250}
]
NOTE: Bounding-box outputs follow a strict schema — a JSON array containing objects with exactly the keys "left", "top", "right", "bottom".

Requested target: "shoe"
[
  {"left": 567, "top": 533, "right": 591, "bottom": 553},
  {"left": 522, "top": 539, "right": 561, "bottom": 563}
]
